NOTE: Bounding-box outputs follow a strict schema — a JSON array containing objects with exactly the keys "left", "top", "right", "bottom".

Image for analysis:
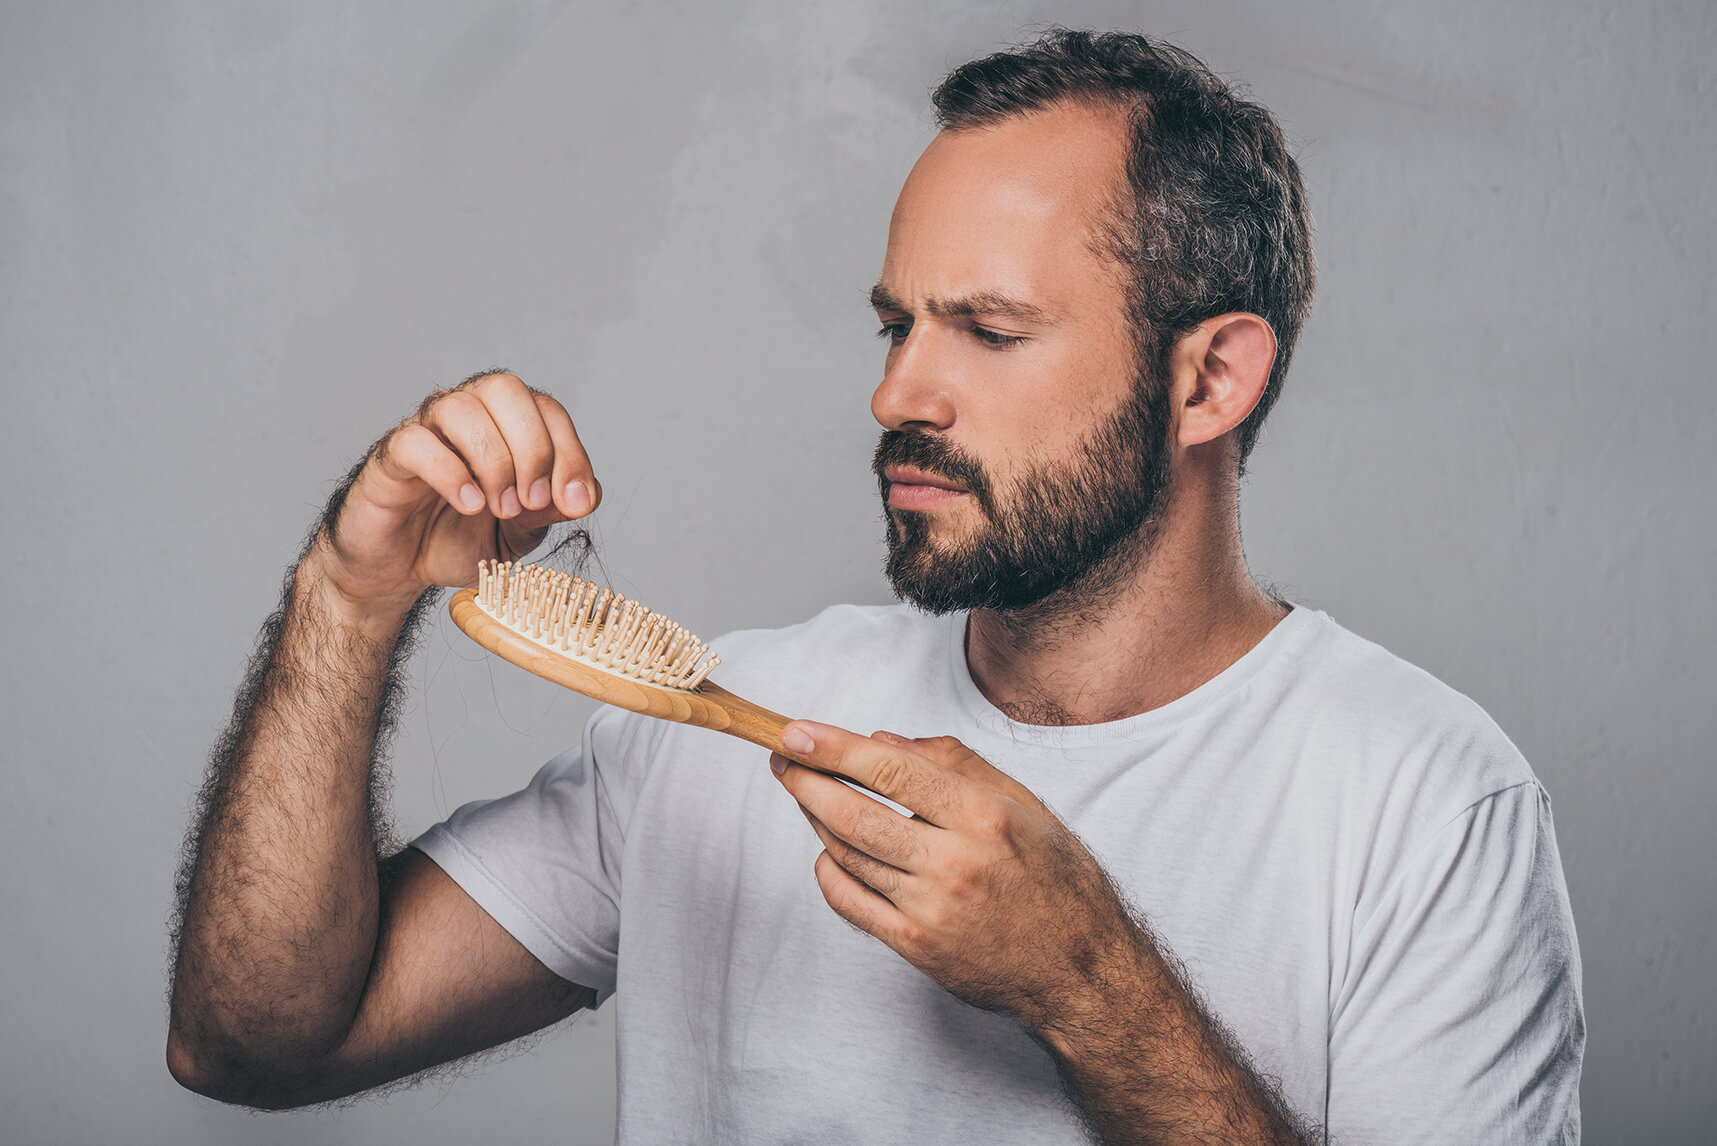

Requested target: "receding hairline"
[
  {"left": 933, "top": 88, "right": 1145, "bottom": 133},
  {"left": 887, "top": 100, "right": 1141, "bottom": 311}
]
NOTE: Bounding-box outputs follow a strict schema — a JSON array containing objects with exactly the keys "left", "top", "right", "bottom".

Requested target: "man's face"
[{"left": 870, "top": 102, "right": 1174, "bottom": 614}]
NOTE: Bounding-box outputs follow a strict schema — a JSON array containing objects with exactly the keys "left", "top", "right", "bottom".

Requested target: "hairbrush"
[{"left": 449, "top": 559, "right": 804, "bottom": 761}]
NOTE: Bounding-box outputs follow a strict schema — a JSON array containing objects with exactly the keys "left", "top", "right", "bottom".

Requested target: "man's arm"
[
  {"left": 1027, "top": 928, "right": 1312, "bottom": 1144},
  {"left": 168, "top": 372, "right": 602, "bottom": 1107},
  {"left": 769, "top": 723, "right": 1317, "bottom": 1146},
  {"left": 1325, "top": 784, "right": 1582, "bottom": 1142}
]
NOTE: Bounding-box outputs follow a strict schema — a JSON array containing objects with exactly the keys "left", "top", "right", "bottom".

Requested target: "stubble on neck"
[{"left": 963, "top": 478, "right": 1287, "bottom": 727}]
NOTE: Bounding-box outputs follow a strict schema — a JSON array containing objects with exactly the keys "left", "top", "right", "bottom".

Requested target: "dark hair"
[{"left": 933, "top": 29, "right": 1315, "bottom": 468}]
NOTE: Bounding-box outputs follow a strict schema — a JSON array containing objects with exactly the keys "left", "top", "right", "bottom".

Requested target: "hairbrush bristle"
[{"left": 474, "top": 559, "right": 720, "bottom": 690}]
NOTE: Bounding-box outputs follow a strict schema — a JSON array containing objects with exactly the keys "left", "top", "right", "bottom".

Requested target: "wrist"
[
  {"left": 1030, "top": 926, "right": 1163, "bottom": 1062},
  {"left": 294, "top": 543, "right": 427, "bottom": 642}
]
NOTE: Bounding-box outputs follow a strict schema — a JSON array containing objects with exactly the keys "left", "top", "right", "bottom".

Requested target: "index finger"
[
  {"left": 780, "top": 721, "right": 965, "bottom": 825},
  {"left": 874, "top": 731, "right": 1046, "bottom": 814}
]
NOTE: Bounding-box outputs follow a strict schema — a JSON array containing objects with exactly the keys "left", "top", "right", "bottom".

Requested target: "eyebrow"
[{"left": 869, "top": 283, "right": 1059, "bottom": 326}]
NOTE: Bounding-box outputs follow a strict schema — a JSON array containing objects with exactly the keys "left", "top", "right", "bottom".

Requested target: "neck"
[{"left": 963, "top": 471, "right": 1287, "bottom": 726}]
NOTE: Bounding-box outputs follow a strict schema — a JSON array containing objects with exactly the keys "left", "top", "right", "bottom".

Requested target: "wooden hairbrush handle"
[{"left": 449, "top": 588, "right": 809, "bottom": 765}]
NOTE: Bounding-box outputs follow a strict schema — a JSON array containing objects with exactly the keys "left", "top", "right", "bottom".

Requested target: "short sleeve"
[
  {"left": 411, "top": 707, "right": 645, "bottom": 1001},
  {"left": 1327, "top": 783, "right": 1584, "bottom": 1143}
]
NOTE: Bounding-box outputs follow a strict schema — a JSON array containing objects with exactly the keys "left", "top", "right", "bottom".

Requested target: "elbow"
[
  {"left": 166, "top": 1027, "right": 248, "bottom": 1105},
  {"left": 165, "top": 1026, "right": 313, "bottom": 1110},
  {"left": 165, "top": 1030, "right": 210, "bottom": 1096},
  {"left": 165, "top": 1028, "right": 247, "bottom": 1104},
  {"left": 165, "top": 966, "right": 361, "bottom": 1108}
]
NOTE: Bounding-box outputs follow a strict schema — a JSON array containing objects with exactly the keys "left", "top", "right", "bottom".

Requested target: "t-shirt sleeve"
[
  {"left": 410, "top": 707, "right": 643, "bottom": 1001},
  {"left": 1327, "top": 782, "right": 1584, "bottom": 1144}
]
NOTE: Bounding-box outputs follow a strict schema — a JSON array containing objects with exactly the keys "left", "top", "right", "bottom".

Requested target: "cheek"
[{"left": 973, "top": 346, "right": 1133, "bottom": 460}]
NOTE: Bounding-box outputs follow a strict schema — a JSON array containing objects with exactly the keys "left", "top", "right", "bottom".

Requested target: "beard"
[{"left": 873, "top": 372, "right": 1174, "bottom": 615}]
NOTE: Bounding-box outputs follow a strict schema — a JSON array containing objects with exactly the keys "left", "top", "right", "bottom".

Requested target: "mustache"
[{"left": 872, "top": 430, "right": 995, "bottom": 513}]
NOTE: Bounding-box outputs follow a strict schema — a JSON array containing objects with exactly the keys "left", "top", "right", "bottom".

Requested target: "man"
[{"left": 167, "top": 30, "right": 1584, "bottom": 1144}]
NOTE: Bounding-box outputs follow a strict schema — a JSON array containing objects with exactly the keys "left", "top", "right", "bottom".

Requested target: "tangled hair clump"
[{"left": 933, "top": 29, "right": 1315, "bottom": 468}]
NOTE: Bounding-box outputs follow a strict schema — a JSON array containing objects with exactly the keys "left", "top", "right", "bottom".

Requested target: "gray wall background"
[{"left": 2, "top": 1, "right": 1711, "bottom": 1142}]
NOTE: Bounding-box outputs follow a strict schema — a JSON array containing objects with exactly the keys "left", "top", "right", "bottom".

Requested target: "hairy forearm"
[
  {"left": 169, "top": 542, "right": 433, "bottom": 1092},
  {"left": 1037, "top": 925, "right": 1317, "bottom": 1146}
]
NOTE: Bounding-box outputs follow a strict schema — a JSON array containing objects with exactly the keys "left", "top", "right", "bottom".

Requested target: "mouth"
[{"left": 883, "top": 465, "right": 971, "bottom": 511}]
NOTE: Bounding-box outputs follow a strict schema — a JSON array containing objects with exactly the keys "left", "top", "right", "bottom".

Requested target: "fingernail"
[
  {"left": 528, "top": 477, "right": 550, "bottom": 509},
  {"left": 770, "top": 756, "right": 787, "bottom": 778},
  {"left": 459, "top": 483, "right": 484, "bottom": 512},
  {"left": 782, "top": 726, "right": 814, "bottom": 755},
  {"left": 874, "top": 730, "right": 907, "bottom": 744},
  {"left": 565, "top": 480, "right": 591, "bottom": 516},
  {"left": 500, "top": 486, "right": 522, "bottom": 517}
]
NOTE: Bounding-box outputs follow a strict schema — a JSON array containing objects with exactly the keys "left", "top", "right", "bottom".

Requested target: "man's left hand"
[{"left": 770, "top": 721, "right": 1143, "bottom": 1029}]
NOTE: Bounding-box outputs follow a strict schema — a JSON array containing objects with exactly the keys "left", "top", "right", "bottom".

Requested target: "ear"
[{"left": 1170, "top": 313, "right": 1277, "bottom": 448}]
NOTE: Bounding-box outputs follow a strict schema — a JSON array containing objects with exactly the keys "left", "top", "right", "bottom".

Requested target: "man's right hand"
[
  {"left": 312, "top": 371, "right": 602, "bottom": 617},
  {"left": 168, "top": 371, "right": 602, "bottom": 1108}
]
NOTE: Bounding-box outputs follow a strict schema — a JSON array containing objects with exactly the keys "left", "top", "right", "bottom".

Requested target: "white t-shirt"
[{"left": 415, "top": 604, "right": 1584, "bottom": 1144}]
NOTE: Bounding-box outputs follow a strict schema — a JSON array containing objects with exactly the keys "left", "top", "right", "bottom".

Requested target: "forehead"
[{"left": 879, "top": 101, "right": 1131, "bottom": 306}]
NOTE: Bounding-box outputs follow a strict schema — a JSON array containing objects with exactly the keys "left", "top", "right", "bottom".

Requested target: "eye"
[
  {"left": 973, "top": 326, "right": 1025, "bottom": 348},
  {"left": 875, "top": 320, "right": 912, "bottom": 345}
]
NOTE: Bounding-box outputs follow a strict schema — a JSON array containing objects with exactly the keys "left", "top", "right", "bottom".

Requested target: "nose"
[{"left": 870, "top": 329, "right": 956, "bottom": 432}]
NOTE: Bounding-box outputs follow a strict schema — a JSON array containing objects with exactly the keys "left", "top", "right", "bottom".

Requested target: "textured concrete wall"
[{"left": 2, "top": 2, "right": 1711, "bottom": 1142}]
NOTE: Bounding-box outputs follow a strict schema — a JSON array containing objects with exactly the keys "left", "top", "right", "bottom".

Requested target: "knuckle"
[
  {"left": 868, "top": 752, "right": 911, "bottom": 794},
  {"left": 459, "top": 369, "right": 521, "bottom": 392},
  {"left": 392, "top": 422, "right": 431, "bottom": 451},
  {"left": 373, "top": 426, "right": 411, "bottom": 468},
  {"left": 851, "top": 803, "right": 897, "bottom": 847},
  {"left": 532, "top": 389, "right": 574, "bottom": 426},
  {"left": 371, "top": 426, "right": 403, "bottom": 464},
  {"left": 919, "top": 736, "right": 978, "bottom": 774},
  {"left": 922, "top": 774, "right": 957, "bottom": 812},
  {"left": 465, "top": 424, "right": 508, "bottom": 465},
  {"left": 931, "top": 855, "right": 977, "bottom": 900},
  {"left": 830, "top": 841, "right": 861, "bottom": 874},
  {"left": 856, "top": 859, "right": 895, "bottom": 896},
  {"left": 918, "top": 900, "right": 955, "bottom": 938},
  {"left": 971, "top": 807, "right": 1012, "bottom": 845},
  {"left": 423, "top": 387, "right": 477, "bottom": 425},
  {"left": 414, "top": 387, "right": 457, "bottom": 423}
]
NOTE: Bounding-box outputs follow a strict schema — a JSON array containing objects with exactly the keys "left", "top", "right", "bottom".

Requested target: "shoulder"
[{"left": 1273, "top": 608, "right": 1542, "bottom": 845}]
